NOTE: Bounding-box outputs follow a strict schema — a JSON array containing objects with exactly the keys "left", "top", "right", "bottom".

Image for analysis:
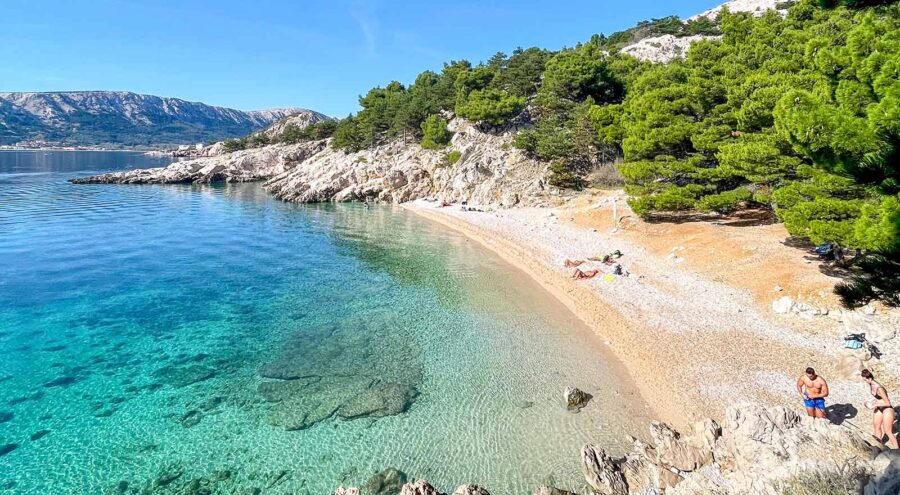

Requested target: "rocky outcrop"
[
  {"left": 620, "top": 0, "right": 787, "bottom": 63},
  {"left": 363, "top": 468, "right": 408, "bottom": 495},
  {"left": 265, "top": 118, "right": 549, "bottom": 206},
  {"left": 71, "top": 141, "right": 327, "bottom": 184},
  {"left": 399, "top": 480, "right": 444, "bottom": 495},
  {"left": 620, "top": 35, "right": 716, "bottom": 64},
  {"left": 580, "top": 403, "right": 883, "bottom": 495},
  {"left": 582, "top": 445, "right": 628, "bottom": 495},
  {"left": 688, "top": 0, "right": 787, "bottom": 21},
  {"left": 260, "top": 112, "right": 332, "bottom": 140},
  {"left": 72, "top": 117, "right": 549, "bottom": 206},
  {"left": 451, "top": 484, "right": 490, "bottom": 495}
]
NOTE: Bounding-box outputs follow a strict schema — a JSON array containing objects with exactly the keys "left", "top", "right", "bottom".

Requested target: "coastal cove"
[{"left": 0, "top": 151, "right": 652, "bottom": 494}]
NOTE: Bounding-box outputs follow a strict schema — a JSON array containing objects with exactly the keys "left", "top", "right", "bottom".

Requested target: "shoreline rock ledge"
[
  {"left": 332, "top": 404, "right": 898, "bottom": 495},
  {"left": 70, "top": 141, "right": 327, "bottom": 185},
  {"left": 70, "top": 118, "right": 553, "bottom": 207}
]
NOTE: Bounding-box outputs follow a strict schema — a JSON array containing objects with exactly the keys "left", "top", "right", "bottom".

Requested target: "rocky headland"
[
  {"left": 72, "top": 140, "right": 327, "bottom": 184},
  {"left": 73, "top": 117, "right": 552, "bottom": 206}
]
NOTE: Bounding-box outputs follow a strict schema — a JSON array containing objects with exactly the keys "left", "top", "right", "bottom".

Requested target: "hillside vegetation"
[{"left": 250, "top": 0, "right": 899, "bottom": 307}]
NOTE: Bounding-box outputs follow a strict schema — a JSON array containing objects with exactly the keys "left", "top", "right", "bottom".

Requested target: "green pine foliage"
[
  {"left": 330, "top": 48, "right": 549, "bottom": 151},
  {"left": 514, "top": 40, "right": 629, "bottom": 187},
  {"left": 595, "top": 1, "right": 899, "bottom": 235},
  {"left": 420, "top": 115, "right": 453, "bottom": 149},
  {"left": 275, "top": 120, "right": 338, "bottom": 144},
  {"left": 590, "top": 0, "right": 899, "bottom": 306}
]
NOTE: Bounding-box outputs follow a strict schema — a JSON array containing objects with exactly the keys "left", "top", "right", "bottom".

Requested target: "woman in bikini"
[{"left": 862, "top": 369, "right": 898, "bottom": 449}]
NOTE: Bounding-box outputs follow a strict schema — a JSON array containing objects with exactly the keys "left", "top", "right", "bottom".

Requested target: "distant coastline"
[{"left": 0, "top": 146, "right": 162, "bottom": 152}]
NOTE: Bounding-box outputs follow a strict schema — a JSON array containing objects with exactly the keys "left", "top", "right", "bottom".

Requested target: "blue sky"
[{"left": 1, "top": 0, "right": 723, "bottom": 116}]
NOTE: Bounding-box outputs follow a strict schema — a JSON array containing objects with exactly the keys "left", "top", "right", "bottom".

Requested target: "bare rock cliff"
[{"left": 265, "top": 118, "right": 549, "bottom": 206}]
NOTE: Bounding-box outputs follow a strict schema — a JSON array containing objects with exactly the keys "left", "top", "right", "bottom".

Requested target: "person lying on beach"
[
  {"left": 589, "top": 250, "right": 623, "bottom": 264},
  {"left": 564, "top": 259, "right": 585, "bottom": 267},
  {"left": 862, "top": 369, "right": 898, "bottom": 449},
  {"left": 571, "top": 268, "right": 600, "bottom": 279},
  {"left": 796, "top": 367, "right": 829, "bottom": 419}
]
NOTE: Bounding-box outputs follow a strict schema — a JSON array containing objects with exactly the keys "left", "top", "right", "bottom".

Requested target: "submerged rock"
[
  {"left": 152, "top": 364, "right": 216, "bottom": 388},
  {"left": 258, "top": 317, "right": 423, "bottom": 430},
  {"left": 154, "top": 466, "right": 183, "bottom": 487},
  {"left": 179, "top": 410, "right": 203, "bottom": 428},
  {"left": 363, "top": 468, "right": 408, "bottom": 495},
  {"left": 42, "top": 374, "right": 80, "bottom": 388},
  {"left": 338, "top": 381, "right": 418, "bottom": 419},
  {"left": 0, "top": 443, "right": 18, "bottom": 457},
  {"left": 0, "top": 411, "right": 12, "bottom": 423},
  {"left": 564, "top": 386, "right": 590, "bottom": 411},
  {"left": 29, "top": 429, "right": 51, "bottom": 441}
]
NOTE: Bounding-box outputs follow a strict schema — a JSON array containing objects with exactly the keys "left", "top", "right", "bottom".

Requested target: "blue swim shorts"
[{"left": 804, "top": 397, "right": 825, "bottom": 410}]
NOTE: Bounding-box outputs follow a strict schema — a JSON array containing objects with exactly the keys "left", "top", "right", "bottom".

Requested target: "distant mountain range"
[{"left": 0, "top": 91, "right": 328, "bottom": 148}]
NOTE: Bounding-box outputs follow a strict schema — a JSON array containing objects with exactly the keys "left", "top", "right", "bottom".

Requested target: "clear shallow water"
[{"left": 0, "top": 151, "right": 651, "bottom": 494}]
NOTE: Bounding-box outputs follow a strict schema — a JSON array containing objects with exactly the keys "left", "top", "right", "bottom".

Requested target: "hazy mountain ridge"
[{"left": 0, "top": 91, "right": 327, "bottom": 148}]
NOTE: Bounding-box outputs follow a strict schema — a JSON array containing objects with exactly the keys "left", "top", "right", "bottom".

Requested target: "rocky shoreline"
[
  {"left": 71, "top": 118, "right": 553, "bottom": 207},
  {"left": 328, "top": 404, "right": 899, "bottom": 495},
  {"left": 71, "top": 141, "right": 327, "bottom": 185}
]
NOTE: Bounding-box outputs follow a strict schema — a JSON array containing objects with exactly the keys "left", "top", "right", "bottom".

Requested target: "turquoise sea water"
[{"left": 0, "top": 151, "right": 651, "bottom": 494}]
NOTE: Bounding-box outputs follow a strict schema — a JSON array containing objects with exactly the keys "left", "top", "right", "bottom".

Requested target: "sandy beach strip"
[{"left": 402, "top": 198, "right": 891, "bottom": 428}]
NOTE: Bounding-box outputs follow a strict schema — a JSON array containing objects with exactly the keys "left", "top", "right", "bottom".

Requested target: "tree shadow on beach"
[
  {"left": 643, "top": 208, "right": 778, "bottom": 227},
  {"left": 825, "top": 403, "right": 858, "bottom": 425},
  {"left": 780, "top": 236, "right": 851, "bottom": 278}
]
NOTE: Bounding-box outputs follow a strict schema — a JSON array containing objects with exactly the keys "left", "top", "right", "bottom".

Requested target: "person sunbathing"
[
  {"left": 589, "top": 250, "right": 623, "bottom": 264},
  {"left": 564, "top": 259, "right": 585, "bottom": 267},
  {"left": 571, "top": 268, "right": 600, "bottom": 279}
]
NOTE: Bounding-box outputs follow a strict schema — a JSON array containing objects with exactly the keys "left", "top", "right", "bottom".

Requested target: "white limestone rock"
[
  {"left": 451, "top": 485, "right": 490, "bottom": 495},
  {"left": 620, "top": 35, "right": 717, "bottom": 64},
  {"left": 772, "top": 296, "right": 795, "bottom": 314},
  {"left": 265, "top": 118, "right": 551, "bottom": 207},
  {"left": 400, "top": 480, "right": 445, "bottom": 495},
  {"left": 581, "top": 444, "right": 628, "bottom": 495},
  {"left": 72, "top": 141, "right": 327, "bottom": 185}
]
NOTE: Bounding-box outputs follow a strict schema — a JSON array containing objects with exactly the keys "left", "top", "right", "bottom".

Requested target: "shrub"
[
  {"left": 420, "top": 115, "right": 453, "bottom": 149},
  {"left": 443, "top": 150, "right": 462, "bottom": 167},
  {"left": 222, "top": 138, "right": 246, "bottom": 153}
]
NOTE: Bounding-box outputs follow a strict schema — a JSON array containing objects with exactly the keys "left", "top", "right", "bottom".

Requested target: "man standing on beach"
[{"left": 796, "top": 367, "right": 829, "bottom": 419}]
